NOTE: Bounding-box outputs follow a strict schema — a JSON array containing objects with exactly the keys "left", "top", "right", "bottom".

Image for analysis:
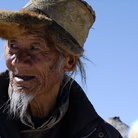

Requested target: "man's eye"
[
  {"left": 31, "top": 46, "right": 38, "bottom": 50},
  {"left": 10, "top": 44, "right": 18, "bottom": 49}
]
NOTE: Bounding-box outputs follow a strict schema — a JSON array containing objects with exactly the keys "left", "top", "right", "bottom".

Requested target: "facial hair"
[{"left": 8, "top": 84, "right": 34, "bottom": 120}]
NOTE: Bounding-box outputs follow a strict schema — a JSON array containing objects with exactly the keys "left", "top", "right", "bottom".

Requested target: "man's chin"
[{"left": 11, "top": 85, "right": 35, "bottom": 95}]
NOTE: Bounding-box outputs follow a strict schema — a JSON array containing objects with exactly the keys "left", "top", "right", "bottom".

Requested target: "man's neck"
[{"left": 29, "top": 84, "right": 60, "bottom": 118}]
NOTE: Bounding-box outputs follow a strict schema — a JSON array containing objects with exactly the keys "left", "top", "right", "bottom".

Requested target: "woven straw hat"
[{"left": 0, "top": 0, "right": 95, "bottom": 56}]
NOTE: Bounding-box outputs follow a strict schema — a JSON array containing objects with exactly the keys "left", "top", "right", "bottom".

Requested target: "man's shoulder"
[
  {"left": 0, "top": 70, "right": 9, "bottom": 105},
  {"left": 67, "top": 80, "right": 98, "bottom": 118},
  {"left": 96, "top": 118, "right": 123, "bottom": 138},
  {"left": 65, "top": 80, "right": 98, "bottom": 137},
  {"left": 72, "top": 117, "right": 123, "bottom": 138},
  {"left": 0, "top": 70, "right": 9, "bottom": 84},
  {"left": 65, "top": 80, "right": 122, "bottom": 138}
]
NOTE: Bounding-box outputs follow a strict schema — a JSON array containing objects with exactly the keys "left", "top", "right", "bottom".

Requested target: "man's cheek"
[{"left": 5, "top": 54, "right": 13, "bottom": 70}]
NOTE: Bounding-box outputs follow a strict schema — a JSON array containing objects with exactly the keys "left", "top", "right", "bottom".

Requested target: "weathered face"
[{"left": 5, "top": 30, "right": 65, "bottom": 97}]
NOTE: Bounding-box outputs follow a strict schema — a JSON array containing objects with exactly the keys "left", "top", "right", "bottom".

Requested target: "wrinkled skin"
[
  {"left": 5, "top": 31, "right": 65, "bottom": 96},
  {"left": 4, "top": 30, "right": 73, "bottom": 117},
  {"left": 5, "top": 29, "right": 78, "bottom": 118}
]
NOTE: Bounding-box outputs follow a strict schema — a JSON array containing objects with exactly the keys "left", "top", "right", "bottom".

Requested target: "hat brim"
[
  {"left": 0, "top": 9, "right": 84, "bottom": 56},
  {"left": 0, "top": 9, "right": 52, "bottom": 40}
]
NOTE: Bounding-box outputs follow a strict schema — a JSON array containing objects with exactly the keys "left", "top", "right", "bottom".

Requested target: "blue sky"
[{"left": 0, "top": 0, "right": 138, "bottom": 128}]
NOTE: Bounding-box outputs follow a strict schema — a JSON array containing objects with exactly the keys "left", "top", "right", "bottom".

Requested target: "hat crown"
[{"left": 23, "top": 0, "right": 95, "bottom": 48}]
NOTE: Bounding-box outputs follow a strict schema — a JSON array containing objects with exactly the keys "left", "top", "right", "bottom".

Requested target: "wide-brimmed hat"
[{"left": 0, "top": 0, "right": 95, "bottom": 56}]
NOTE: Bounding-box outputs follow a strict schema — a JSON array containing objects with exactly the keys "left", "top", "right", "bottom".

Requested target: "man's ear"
[{"left": 64, "top": 55, "right": 78, "bottom": 72}]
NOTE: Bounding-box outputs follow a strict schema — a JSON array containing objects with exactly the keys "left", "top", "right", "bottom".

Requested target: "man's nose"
[{"left": 11, "top": 49, "right": 32, "bottom": 68}]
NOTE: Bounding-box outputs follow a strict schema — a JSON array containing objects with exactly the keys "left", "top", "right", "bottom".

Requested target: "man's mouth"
[{"left": 15, "top": 76, "right": 35, "bottom": 81}]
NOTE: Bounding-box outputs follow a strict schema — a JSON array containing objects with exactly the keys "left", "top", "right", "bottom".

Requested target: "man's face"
[{"left": 5, "top": 30, "right": 65, "bottom": 97}]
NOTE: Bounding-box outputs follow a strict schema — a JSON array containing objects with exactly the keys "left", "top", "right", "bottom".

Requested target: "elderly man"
[{"left": 0, "top": 0, "right": 122, "bottom": 138}]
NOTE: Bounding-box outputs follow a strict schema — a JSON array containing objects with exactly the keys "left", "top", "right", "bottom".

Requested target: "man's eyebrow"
[
  {"left": 8, "top": 39, "right": 17, "bottom": 43},
  {"left": 30, "top": 36, "right": 46, "bottom": 43},
  {"left": 30, "top": 37, "right": 49, "bottom": 49}
]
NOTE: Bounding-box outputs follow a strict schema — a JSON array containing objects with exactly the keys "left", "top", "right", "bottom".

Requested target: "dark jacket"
[{"left": 0, "top": 70, "right": 122, "bottom": 138}]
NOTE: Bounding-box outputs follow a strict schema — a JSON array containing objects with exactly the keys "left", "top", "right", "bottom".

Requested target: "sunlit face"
[{"left": 5, "top": 30, "right": 65, "bottom": 97}]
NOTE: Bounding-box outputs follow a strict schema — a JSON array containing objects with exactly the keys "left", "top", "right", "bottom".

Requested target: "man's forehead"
[
  {"left": 7, "top": 30, "right": 55, "bottom": 50},
  {"left": 9, "top": 31, "right": 47, "bottom": 42}
]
